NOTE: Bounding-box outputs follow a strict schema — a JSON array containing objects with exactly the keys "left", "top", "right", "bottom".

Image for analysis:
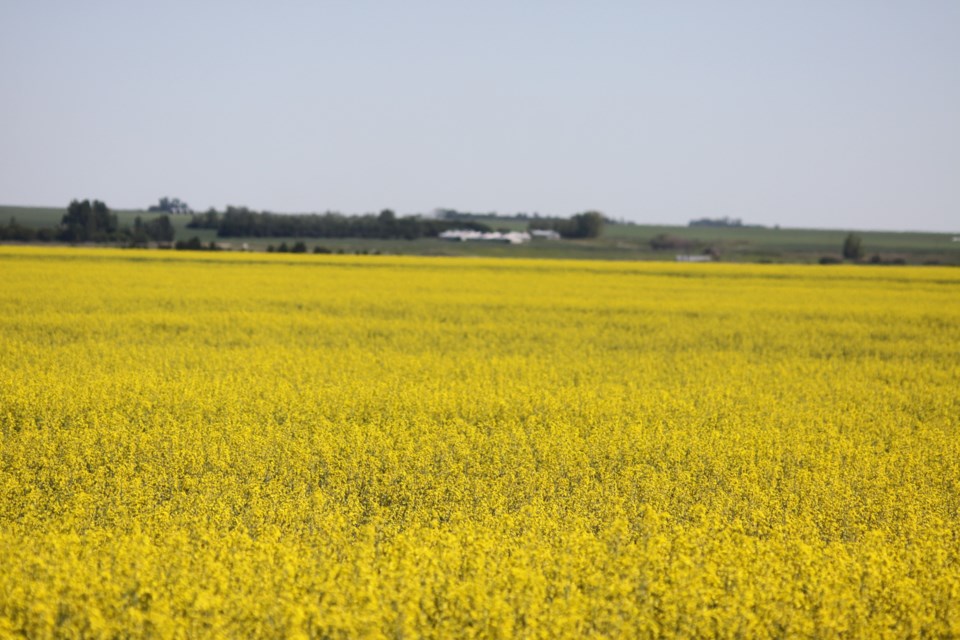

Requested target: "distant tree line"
[
  {"left": 689, "top": 216, "right": 744, "bottom": 228},
  {"left": 437, "top": 209, "right": 551, "bottom": 222},
  {"left": 267, "top": 241, "right": 309, "bottom": 253},
  {"left": 1, "top": 200, "right": 176, "bottom": 245},
  {"left": 266, "top": 242, "right": 382, "bottom": 255},
  {"left": 650, "top": 233, "right": 698, "bottom": 251},
  {"left": 188, "top": 207, "right": 493, "bottom": 239},
  {"left": 174, "top": 236, "right": 219, "bottom": 251},
  {"left": 440, "top": 208, "right": 615, "bottom": 234},
  {"left": 0, "top": 217, "right": 58, "bottom": 242},
  {"left": 2, "top": 201, "right": 606, "bottom": 246}
]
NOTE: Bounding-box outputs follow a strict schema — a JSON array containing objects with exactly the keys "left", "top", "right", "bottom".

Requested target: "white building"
[
  {"left": 438, "top": 230, "right": 531, "bottom": 244},
  {"left": 530, "top": 229, "right": 561, "bottom": 240}
]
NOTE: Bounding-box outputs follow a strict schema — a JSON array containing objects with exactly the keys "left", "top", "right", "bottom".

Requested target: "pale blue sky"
[{"left": 1, "top": 1, "right": 958, "bottom": 231}]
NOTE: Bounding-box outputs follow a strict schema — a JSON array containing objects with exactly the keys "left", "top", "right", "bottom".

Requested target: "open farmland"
[{"left": 1, "top": 247, "right": 959, "bottom": 637}]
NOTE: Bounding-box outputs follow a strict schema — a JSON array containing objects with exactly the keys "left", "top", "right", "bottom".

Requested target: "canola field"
[{"left": 1, "top": 246, "right": 959, "bottom": 638}]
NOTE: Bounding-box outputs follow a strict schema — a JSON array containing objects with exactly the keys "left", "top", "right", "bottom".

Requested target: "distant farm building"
[
  {"left": 530, "top": 229, "right": 561, "bottom": 240},
  {"left": 439, "top": 230, "right": 531, "bottom": 244},
  {"left": 676, "top": 254, "right": 713, "bottom": 262}
]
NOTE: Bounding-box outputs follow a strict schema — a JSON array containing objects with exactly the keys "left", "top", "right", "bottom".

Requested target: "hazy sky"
[{"left": 1, "top": 1, "right": 958, "bottom": 231}]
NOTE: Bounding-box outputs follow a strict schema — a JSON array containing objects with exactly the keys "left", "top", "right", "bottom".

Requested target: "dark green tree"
[
  {"left": 144, "top": 215, "right": 175, "bottom": 243},
  {"left": 842, "top": 233, "right": 863, "bottom": 260},
  {"left": 572, "top": 211, "right": 604, "bottom": 238},
  {"left": 130, "top": 216, "right": 149, "bottom": 246}
]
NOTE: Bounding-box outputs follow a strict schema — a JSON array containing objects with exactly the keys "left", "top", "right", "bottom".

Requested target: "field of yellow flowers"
[{"left": 1, "top": 246, "right": 958, "bottom": 638}]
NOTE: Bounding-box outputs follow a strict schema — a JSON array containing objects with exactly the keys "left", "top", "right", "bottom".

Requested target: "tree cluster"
[
  {"left": 129, "top": 215, "right": 176, "bottom": 246},
  {"left": 188, "top": 208, "right": 220, "bottom": 229},
  {"left": 60, "top": 200, "right": 119, "bottom": 242},
  {"left": 148, "top": 197, "right": 191, "bottom": 214},
  {"left": 528, "top": 211, "right": 604, "bottom": 239}
]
